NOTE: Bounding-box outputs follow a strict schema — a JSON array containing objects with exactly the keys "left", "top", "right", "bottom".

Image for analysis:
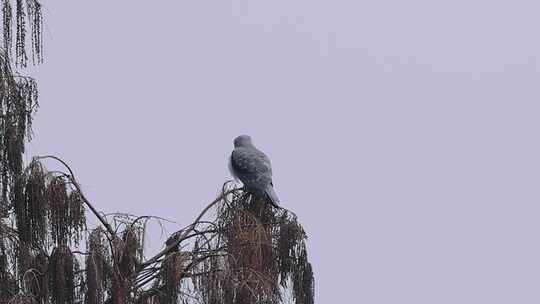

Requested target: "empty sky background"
[{"left": 23, "top": 1, "right": 540, "bottom": 303}]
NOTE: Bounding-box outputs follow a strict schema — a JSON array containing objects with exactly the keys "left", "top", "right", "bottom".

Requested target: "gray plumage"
[{"left": 229, "top": 135, "right": 280, "bottom": 207}]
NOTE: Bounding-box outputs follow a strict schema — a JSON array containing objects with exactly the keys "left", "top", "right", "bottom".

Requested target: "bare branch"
[{"left": 138, "top": 189, "right": 234, "bottom": 270}]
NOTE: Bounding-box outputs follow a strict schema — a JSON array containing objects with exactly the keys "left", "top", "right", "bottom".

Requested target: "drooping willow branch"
[
  {"left": 1, "top": 0, "right": 44, "bottom": 66},
  {"left": 132, "top": 185, "right": 314, "bottom": 304},
  {"left": 33, "top": 155, "right": 116, "bottom": 237},
  {"left": 0, "top": 1, "right": 313, "bottom": 303},
  {"left": 5, "top": 154, "right": 314, "bottom": 303}
]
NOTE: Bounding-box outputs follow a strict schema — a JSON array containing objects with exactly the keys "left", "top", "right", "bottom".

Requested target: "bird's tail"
[{"left": 265, "top": 186, "right": 280, "bottom": 208}]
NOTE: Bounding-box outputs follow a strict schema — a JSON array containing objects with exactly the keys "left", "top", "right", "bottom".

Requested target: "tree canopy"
[{"left": 0, "top": 1, "right": 314, "bottom": 303}]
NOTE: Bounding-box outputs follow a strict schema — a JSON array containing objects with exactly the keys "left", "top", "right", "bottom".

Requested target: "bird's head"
[{"left": 234, "top": 135, "right": 253, "bottom": 148}]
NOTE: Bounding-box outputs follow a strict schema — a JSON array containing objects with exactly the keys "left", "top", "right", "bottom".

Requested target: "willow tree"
[{"left": 0, "top": 2, "right": 314, "bottom": 304}]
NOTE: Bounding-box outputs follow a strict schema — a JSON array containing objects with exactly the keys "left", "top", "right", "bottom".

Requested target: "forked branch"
[{"left": 139, "top": 188, "right": 235, "bottom": 270}]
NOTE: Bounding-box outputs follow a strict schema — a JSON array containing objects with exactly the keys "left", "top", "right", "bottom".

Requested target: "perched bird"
[{"left": 229, "top": 135, "right": 280, "bottom": 207}]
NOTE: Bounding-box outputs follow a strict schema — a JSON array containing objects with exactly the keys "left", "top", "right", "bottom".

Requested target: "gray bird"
[{"left": 229, "top": 135, "right": 280, "bottom": 207}]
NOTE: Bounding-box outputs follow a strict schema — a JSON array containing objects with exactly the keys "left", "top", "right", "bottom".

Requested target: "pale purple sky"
[{"left": 23, "top": 1, "right": 540, "bottom": 303}]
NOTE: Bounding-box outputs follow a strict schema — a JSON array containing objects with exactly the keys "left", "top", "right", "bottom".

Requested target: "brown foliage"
[
  {"left": 161, "top": 251, "right": 187, "bottom": 303},
  {"left": 14, "top": 161, "right": 47, "bottom": 247},
  {"left": 110, "top": 227, "right": 140, "bottom": 304},
  {"left": 85, "top": 228, "right": 107, "bottom": 304},
  {"left": 189, "top": 186, "right": 314, "bottom": 304},
  {"left": 24, "top": 252, "right": 49, "bottom": 303},
  {"left": 49, "top": 245, "right": 74, "bottom": 304},
  {"left": 225, "top": 202, "right": 279, "bottom": 304}
]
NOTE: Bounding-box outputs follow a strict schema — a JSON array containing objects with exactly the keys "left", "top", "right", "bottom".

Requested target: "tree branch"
[
  {"left": 34, "top": 155, "right": 116, "bottom": 237},
  {"left": 138, "top": 189, "right": 234, "bottom": 270}
]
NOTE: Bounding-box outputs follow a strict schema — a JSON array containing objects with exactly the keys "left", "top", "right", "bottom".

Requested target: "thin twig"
[{"left": 139, "top": 189, "right": 235, "bottom": 270}]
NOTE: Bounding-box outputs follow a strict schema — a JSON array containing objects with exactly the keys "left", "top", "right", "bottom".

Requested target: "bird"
[{"left": 229, "top": 135, "right": 280, "bottom": 208}]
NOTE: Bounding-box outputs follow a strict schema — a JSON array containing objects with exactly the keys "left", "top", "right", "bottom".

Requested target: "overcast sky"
[{"left": 24, "top": 1, "right": 540, "bottom": 303}]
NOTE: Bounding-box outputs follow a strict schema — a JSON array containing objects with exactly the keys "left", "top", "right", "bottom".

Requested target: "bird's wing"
[
  {"left": 258, "top": 150, "right": 273, "bottom": 175},
  {"left": 231, "top": 148, "right": 272, "bottom": 177}
]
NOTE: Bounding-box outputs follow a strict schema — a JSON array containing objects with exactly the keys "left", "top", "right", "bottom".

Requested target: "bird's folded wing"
[{"left": 231, "top": 149, "right": 271, "bottom": 175}]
